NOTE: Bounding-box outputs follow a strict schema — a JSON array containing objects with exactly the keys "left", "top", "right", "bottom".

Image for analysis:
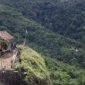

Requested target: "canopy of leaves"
[
  {"left": 0, "top": 0, "right": 85, "bottom": 85},
  {"left": 46, "top": 57, "right": 85, "bottom": 85}
]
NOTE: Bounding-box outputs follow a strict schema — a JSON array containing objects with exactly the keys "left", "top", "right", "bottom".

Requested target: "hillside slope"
[
  {"left": 0, "top": 0, "right": 85, "bottom": 43},
  {"left": 15, "top": 46, "right": 85, "bottom": 85},
  {"left": 15, "top": 46, "right": 52, "bottom": 85},
  {"left": 46, "top": 57, "right": 85, "bottom": 85},
  {"left": 0, "top": 3, "right": 85, "bottom": 68},
  {"left": 0, "top": 1, "right": 85, "bottom": 85}
]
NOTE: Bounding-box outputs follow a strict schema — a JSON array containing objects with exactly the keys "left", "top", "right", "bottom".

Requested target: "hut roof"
[{"left": 0, "top": 31, "right": 14, "bottom": 42}]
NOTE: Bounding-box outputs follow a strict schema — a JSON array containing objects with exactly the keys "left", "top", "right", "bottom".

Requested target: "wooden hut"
[{"left": 0, "top": 31, "right": 14, "bottom": 52}]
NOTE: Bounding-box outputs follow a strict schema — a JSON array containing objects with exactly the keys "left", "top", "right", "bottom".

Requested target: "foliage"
[
  {"left": 0, "top": 1, "right": 85, "bottom": 68},
  {"left": 15, "top": 46, "right": 52, "bottom": 85},
  {"left": 0, "top": 0, "right": 85, "bottom": 43},
  {"left": 0, "top": 0, "right": 85, "bottom": 85},
  {"left": 45, "top": 57, "right": 85, "bottom": 85}
]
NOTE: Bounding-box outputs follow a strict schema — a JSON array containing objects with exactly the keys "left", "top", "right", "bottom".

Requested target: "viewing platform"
[{"left": 0, "top": 31, "right": 20, "bottom": 71}]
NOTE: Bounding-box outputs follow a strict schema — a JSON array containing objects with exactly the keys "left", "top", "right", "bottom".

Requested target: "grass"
[{"left": 15, "top": 46, "right": 52, "bottom": 85}]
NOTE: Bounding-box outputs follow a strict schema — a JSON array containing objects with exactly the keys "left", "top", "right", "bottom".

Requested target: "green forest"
[{"left": 0, "top": 0, "right": 85, "bottom": 85}]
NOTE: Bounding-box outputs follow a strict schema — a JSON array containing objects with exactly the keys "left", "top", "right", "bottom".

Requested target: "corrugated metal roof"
[{"left": 0, "top": 31, "right": 14, "bottom": 42}]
